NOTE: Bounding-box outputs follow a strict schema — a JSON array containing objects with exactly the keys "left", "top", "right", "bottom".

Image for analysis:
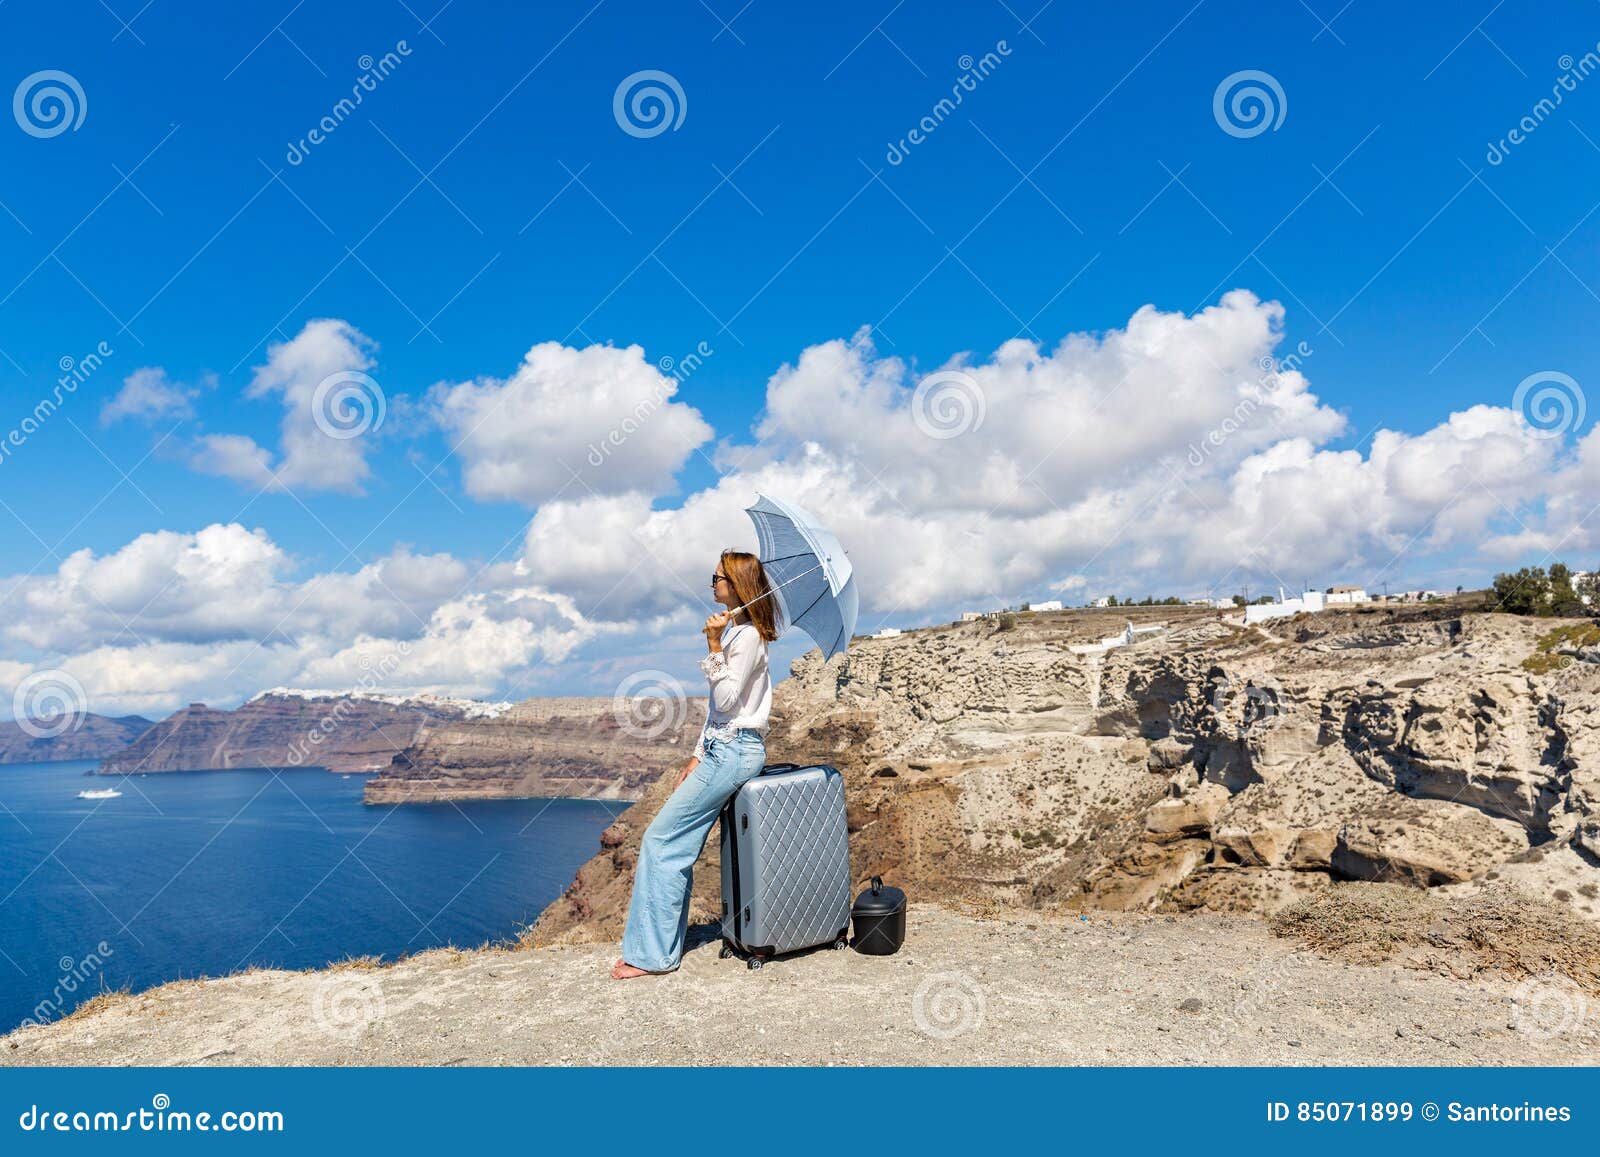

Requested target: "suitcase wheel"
[
  {"left": 832, "top": 934, "right": 849, "bottom": 950},
  {"left": 747, "top": 957, "right": 765, "bottom": 971},
  {"left": 718, "top": 945, "right": 734, "bottom": 960}
]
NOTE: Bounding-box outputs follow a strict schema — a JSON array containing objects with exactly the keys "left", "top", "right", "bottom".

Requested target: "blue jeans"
[{"left": 620, "top": 729, "right": 765, "bottom": 972}]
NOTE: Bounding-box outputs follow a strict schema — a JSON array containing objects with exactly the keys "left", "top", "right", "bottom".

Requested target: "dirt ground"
[{"left": 5, "top": 906, "right": 1595, "bottom": 1066}]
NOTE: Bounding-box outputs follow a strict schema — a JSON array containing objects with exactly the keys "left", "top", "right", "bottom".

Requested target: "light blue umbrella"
[{"left": 741, "top": 493, "right": 858, "bottom": 660}]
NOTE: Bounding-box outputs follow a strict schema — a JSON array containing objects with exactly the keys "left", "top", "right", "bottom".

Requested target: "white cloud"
[
  {"left": 100, "top": 367, "right": 201, "bottom": 424},
  {"left": 7, "top": 524, "right": 291, "bottom": 652},
  {"left": 1491, "top": 421, "right": 1600, "bottom": 559},
  {"left": 517, "top": 292, "right": 1573, "bottom": 619},
  {"left": 752, "top": 293, "right": 1344, "bottom": 515},
  {"left": 189, "top": 319, "right": 385, "bottom": 494},
  {"left": 188, "top": 433, "right": 277, "bottom": 489},
  {"left": 0, "top": 523, "right": 603, "bottom": 719},
  {"left": 431, "top": 340, "right": 713, "bottom": 504},
  {"left": 9, "top": 293, "right": 1594, "bottom": 718}
]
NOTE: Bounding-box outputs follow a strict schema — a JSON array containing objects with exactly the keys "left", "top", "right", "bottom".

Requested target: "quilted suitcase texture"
[{"left": 719, "top": 763, "right": 851, "bottom": 968}]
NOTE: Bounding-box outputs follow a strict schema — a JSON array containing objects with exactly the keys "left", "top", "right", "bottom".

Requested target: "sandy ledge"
[{"left": 5, "top": 907, "right": 1593, "bottom": 1067}]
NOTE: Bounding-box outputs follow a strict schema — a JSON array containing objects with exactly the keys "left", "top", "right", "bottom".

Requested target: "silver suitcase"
[{"left": 719, "top": 763, "right": 852, "bottom": 969}]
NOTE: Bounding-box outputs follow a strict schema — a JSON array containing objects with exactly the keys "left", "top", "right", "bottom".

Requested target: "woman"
[{"left": 612, "top": 549, "right": 781, "bottom": 979}]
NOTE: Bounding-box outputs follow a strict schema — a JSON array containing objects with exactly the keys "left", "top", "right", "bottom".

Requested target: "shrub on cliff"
[{"left": 1491, "top": 562, "right": 1592, "bottom": 617}]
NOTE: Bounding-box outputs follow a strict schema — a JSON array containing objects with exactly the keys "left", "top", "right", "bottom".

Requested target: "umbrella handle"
[{"left": 721, "top": 560, "right": 825, "bottom": 618}]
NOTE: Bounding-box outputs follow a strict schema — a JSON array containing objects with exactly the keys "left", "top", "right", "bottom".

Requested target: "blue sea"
[{"left": 0, "top": 760, "right": 626, "bottom": 1033}]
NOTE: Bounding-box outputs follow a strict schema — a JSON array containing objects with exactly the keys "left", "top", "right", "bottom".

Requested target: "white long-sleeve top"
[{"left": 693, "top": 621, "right": 771, "bottom": 758}]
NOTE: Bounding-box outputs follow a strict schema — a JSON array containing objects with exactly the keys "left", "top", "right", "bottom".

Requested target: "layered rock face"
[
  {"left": 89, "top": 686, "right": 693, "bottom": 804},
  {"left": 534, "top": 608, "right": 1191, "bottom": 944},
  {"left": 1082, "top": 611, "right": 1590, "bottom": 914},
  {"left": 99, "top": 693, "right": 461, "bottom": 775},
  {"left": 532, "top": 604, "right": 1600, "bottom": 947},
  {"left": 362, "top": 697, "right": 701, "bottom": 804},
  {"left": 0, "top": 714, "right": 152, "bottom": 764}
]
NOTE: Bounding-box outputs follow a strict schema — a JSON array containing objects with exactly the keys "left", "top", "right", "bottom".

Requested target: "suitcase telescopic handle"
[{"left": 871, "top": 875, "right": 882, "bottom": 895}]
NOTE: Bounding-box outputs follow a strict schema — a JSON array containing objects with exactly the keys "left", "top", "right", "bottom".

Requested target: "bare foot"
[{"left": 611, "top": 959, "right": 655, "bottom": 980}]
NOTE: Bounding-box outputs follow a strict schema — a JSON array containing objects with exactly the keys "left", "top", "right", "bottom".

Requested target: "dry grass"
[
  {"left": 59, "top": 988, "right": 133, "bottom": 1024},
  {"left": 1522, "top": 622, "right": 1600, "bottom": 674},
  {"left": 1270, "top": 882, "right": 1600, "bottom": 992},
  {"left": 324, "top": 954, "right": 384, "bottom": 972}
]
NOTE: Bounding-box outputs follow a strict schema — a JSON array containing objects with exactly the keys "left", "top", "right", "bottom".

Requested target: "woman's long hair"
[{"left": 721, "top": 550, "right": 782, "bottom": 642}]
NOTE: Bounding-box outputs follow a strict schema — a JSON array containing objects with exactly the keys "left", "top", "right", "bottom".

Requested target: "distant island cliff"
[
  {"left": 5, "top": 686, "right": 695, "bottom": 805},
  {"left": 0, "top": 713, "right": 150, "bottom": 765},
  {"left": 98, "top": 691, "right": 476, "bottom": 776},
  {"left": 361, "top": 696, "right": 702, "bottom": 805}
]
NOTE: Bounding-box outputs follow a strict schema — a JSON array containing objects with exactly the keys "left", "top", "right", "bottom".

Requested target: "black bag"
[{"left": 850, "top": 876, "right": 906, "bottom": 955}]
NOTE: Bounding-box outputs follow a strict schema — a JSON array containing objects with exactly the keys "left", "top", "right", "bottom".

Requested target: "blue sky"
[{"left": 2, "top": 0, "right": 1599, "bottom": 714}]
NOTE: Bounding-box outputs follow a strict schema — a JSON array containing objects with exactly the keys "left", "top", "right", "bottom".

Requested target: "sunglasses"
[{"left": 710, "top": 572, "right": 730, "bottom": 589}]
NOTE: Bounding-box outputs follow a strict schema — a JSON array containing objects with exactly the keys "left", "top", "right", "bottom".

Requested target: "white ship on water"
[{"left": 77, "top": 788, "right": 123, "bottom": 800}]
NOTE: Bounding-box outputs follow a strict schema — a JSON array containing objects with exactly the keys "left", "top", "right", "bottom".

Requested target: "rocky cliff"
[
  {"left": 0, "top": 713, "right": 152, "bottom": 764},
  {"left": 98, "top": 692, "right": 467, "bottom": 775},
  {"left": 531, "top": 602, "right": 1600, "bottom": 947},
  {"left": 362, "top": 696, "right": 702, "bottom": 804}
]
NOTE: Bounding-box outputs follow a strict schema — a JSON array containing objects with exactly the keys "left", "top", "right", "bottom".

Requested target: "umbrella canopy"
[{"left": 743, "top": 493, "right": 858, "bottom": 660}]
